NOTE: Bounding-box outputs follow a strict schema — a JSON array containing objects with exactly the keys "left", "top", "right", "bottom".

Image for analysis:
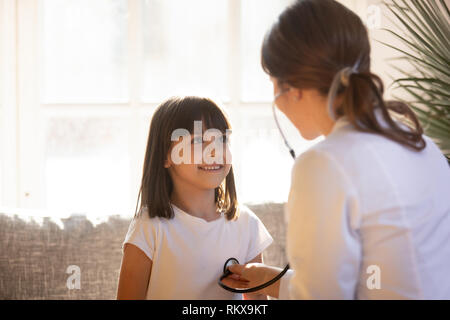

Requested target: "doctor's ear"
[{"left": 289, "top": 87, "right": 303, "bottom": 101}]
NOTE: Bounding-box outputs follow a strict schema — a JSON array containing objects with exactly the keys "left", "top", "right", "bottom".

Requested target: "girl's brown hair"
[
  {"left": 135, "top": 96, "right": 238, "bottom": 220},
  {"left": 262, "top": 0, "right": 425, "bottom": 151}
]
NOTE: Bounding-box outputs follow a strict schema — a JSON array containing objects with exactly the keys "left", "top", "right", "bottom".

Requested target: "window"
[
  {"left": 3, "top": 0, "right": 377, "bottom": 218},
  {"left": 42, "top": 0, "right": 129, "bottom": 104},
  {"left": 241, "top": 0, "right": 293, "bottom": 102},
  {"left": 141, "top": 0, "right": 230, "bottom": 102},
  {"left": 45, "top": 117, "right": 131, "bottom": 216}
]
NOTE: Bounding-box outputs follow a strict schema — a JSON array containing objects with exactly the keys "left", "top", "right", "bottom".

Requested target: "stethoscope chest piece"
[{"left": 223, "top": 257, "right": 239, "bottom": 274}]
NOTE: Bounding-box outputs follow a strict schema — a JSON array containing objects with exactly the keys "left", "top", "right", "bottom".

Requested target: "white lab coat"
[{"left": 279, "top": 117, "right": 450, "bottom": 299}]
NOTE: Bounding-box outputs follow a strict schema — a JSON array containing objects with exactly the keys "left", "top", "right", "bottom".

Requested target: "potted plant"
[{"left": 381, "top": 0, "right": 450, "bottom": 162}]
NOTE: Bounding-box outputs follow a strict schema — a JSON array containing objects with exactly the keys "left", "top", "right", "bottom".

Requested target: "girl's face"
[{"left": 165, "top": 129, "right": 232, "bottom": 191}]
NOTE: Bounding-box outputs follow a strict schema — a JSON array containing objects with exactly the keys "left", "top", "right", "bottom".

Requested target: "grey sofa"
[{"left": 0, "top": 203, "right": 287, "bottom": 299}]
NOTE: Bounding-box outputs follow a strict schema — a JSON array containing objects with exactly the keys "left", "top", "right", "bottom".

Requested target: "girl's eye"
[{"left": 191, "top": 135, "right": 230, "bottom": 144}]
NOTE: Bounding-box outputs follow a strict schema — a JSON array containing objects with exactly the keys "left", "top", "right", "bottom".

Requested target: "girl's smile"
[{"left": 198, "top": 164, "right": 224, "bottom": 172}]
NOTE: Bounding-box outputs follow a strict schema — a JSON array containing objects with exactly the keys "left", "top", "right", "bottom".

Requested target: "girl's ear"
[
  {"left": 164, "top": 157, "right": 172, "bottom": 168},
  {"left": 164, "top": 146, "right": 173, "bottom": 168}
]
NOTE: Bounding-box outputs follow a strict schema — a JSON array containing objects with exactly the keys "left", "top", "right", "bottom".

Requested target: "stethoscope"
[{"left": 218, "top": 89, "right": 294, "bottom": 293}]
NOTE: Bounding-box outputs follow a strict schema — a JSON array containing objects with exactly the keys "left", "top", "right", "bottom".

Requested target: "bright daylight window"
[{"left": 5, "top": 0, "right": 325, "bottom": 220}]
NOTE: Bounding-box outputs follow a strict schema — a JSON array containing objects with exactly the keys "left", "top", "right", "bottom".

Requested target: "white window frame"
[{"left": 0, "top": 0, "right": 19, "bottom": 208}]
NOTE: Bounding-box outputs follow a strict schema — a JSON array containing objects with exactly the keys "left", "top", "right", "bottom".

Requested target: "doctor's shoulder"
[
  {"left": 290, "top": 128, "right": 382, "bottom": 179},
  {"left": 290, "top": 146, "right": 338, "bottom": 178}
]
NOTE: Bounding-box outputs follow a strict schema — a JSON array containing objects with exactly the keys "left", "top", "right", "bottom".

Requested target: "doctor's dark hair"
[
  {"left": 262, "top": 0, "right": 425, "bottom": 151},
  {"left": 134, "top": 96, "right": 238, "bottom": 221}
]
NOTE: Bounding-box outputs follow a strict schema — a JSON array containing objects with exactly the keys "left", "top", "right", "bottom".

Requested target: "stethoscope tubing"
[
  {"left": 218, "top": 92, "right": 294, "bottom": 294},
  {"left": 218, "top": 263, "right": 291, "bottom": 294}
]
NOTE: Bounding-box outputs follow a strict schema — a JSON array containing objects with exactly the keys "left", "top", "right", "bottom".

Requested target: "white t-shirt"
[
  {"left": 122, "top": 204, "right": 273, "bottom": 300},
  {"left": 279, "top": 116, "right": 450, "bottom": 299}
]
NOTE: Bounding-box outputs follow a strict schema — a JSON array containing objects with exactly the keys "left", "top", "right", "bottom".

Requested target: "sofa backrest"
[{"left": 0, "top": 203, "right": 286, "bottom": 299}]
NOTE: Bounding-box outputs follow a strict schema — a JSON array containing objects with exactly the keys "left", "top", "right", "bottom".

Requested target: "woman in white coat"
[{"left": 222, "top": 0, "right": 450, "bottom": 299}]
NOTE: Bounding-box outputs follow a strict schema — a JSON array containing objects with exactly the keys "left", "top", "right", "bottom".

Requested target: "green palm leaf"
[{"left": 383, "top": 0, "right": 450, "bottom": 161}]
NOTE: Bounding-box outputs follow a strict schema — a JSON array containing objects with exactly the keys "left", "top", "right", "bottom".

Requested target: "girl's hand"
[{"left": 222, "top": 263, "right": 283, "bottom": 298}]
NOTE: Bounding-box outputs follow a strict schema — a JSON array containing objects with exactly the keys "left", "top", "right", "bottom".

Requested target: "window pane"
[
  {"left": 44, "top": 117, "right": 131, "bottom": 218},
  {"left": 241, "top": 0, "right": 293, "bottom": 102},
  {"left": 141, "top": 0, "right": 229, "bottom": 102},
  {"left": 42, "top": 0, "right": 128, "bottom": 103},
  {"left": 229, "top": 108, "right": 320, "bottom": 204}
]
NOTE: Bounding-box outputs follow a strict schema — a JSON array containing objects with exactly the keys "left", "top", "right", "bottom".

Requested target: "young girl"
[{"left": 116, "top": 96, "right": 273, "bottom": 300}]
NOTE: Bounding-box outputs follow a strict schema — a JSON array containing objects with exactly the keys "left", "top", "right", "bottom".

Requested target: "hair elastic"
[{"left": 327, "top": 57, "right": 362, "bottom": 120}]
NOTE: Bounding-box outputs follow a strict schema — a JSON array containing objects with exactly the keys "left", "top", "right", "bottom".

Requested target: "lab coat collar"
[
  {"left": 330, "top": 116, "right": 352, "bottom": 134},
  {"left": 330, "top": 109, "right": 395, "bottom": 135}
]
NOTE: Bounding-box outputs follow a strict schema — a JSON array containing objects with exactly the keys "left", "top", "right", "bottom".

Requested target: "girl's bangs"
[
  {"left": 171, "top": 97, "right": 231, "bottom": 135},
  {"left": 200, "top": 106, "right": 230, "bottom": 133}
]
